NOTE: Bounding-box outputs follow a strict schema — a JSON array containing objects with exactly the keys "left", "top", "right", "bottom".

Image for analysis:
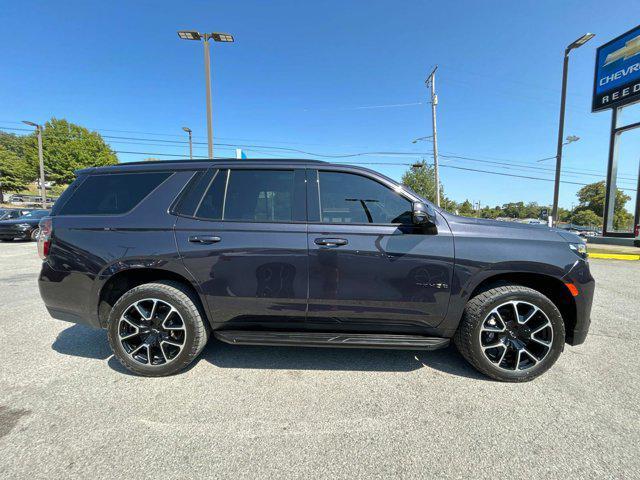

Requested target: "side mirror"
[{"left": 412, "top": 202, "right": 437, "bottom": 226}]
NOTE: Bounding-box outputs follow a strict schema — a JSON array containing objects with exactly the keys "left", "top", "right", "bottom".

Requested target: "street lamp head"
[
  {"left": 567, "top": 33, "right": 595, "bottom": 51},
  {"left": 177, "top": 30, "right": 202, "bottom": 41},
  {"left": 211, "top": 32, "right": 234, "bottom": 43},
  {"left": 22, "top": 120, "right": 39, "bottom": 128},
  {"left": 182, "top": 127, "right": 192, "bottom": 133},
  {"left": 565, "top": 135, "right": 580, "bottom": 144}
]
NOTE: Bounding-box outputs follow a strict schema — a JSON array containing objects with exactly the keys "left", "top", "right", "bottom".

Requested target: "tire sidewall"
[
  {"left": 107, "top": 285, "right": 199, "bottom": 376},
  {"left": 467, "top": 289, "right": 565, "bottom": 381},
  {"left": 30, "top": 228, "right": 40, "bottom": 241}
]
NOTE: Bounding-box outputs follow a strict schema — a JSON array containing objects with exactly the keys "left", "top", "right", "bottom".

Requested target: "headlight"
[
  {"left": 16, "top": 223, "right": 31, "bottom": 229},
  {"left": 569, "top": 242, "right": 588, "bottom": 258}
]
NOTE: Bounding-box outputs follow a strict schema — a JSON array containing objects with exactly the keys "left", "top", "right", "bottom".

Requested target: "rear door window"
[
  {"left": 195, "top": 169, "right": 228, "bottom": 220},
  {"left": 58, "top": 172, "right": 171, "bottom": 215},
  {"left": 195, "top": 169, "right": 296, "bottom": 222}
]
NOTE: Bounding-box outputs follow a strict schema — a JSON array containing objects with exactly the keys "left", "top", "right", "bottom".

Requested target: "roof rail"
[{"left": 120, "top": 158, "right": 327, "bottom": 166}]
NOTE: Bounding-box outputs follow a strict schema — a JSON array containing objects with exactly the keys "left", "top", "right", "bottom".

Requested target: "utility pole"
[
  {"left": 426, "top": 66, "right": 440, "bottom": 207},
  {"left": 22, "top": 121, "right": 46, "bottom": 208}
]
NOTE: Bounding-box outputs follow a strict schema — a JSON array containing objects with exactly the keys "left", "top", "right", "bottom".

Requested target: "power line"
[
  {"left": 3, "top": 124, "right": 633, "bottom": 178},
  {"left": 2, "top": 127, "right": 637, "bottom": 187}
]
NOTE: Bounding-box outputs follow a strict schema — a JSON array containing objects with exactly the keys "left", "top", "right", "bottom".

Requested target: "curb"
[{"left": 589, "top": 253, "right": 640, "bottom": 261}]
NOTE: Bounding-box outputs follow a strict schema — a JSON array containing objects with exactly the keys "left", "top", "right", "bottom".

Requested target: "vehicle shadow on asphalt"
[
  {"left": 51, "top": 324, "right": 112, "bottom": 360},
  {"left": 51, "top": 324, "right": 487, "bottom": 381},
  {"left": 199, "top": 341, "right": 488, "bottom": 380}
]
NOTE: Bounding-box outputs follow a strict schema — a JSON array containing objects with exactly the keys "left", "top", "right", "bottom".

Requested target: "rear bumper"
[
  {"left": 562, "top": 259, "right": 595, "bottom": 346},
  {"left": 38, "top": 262, "right": 101, "bottom": 328}
]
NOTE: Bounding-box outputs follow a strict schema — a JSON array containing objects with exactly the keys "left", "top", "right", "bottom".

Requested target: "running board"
[{"left": 214, "top": 331, "right": 450, "bottom": 350}]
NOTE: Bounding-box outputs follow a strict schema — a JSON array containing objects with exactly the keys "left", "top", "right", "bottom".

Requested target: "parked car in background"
[
  {"left": 37, "top": 159, "right": 594, "bottom": 382},
  {"left": 8, "top": 194, "right": 57, "bottom": 205},
  {"left": 0, "top": 208, "right": 33, "bottom": 220},
  {"left": 0, "top": 209, "right": 50, "bottom": 241}
]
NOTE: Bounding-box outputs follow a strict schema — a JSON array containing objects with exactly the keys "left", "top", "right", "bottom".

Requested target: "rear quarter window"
[{"left": 57, "top": 172, "right": 171, "bottom": 215}]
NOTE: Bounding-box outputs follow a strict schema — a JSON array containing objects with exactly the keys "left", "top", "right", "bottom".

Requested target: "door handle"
[
  {"left": 314, "top": 237, "right": 348, "bottom": 247},
  {"left": 188, "top": 235, "right": 221, "bottom": 244}
]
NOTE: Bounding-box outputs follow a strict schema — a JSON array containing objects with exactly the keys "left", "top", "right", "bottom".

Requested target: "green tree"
[
  {"left": 575, "top": 181, "right": 631, "bottom": 230},
  {"left": 570, "top": 209, "right": 601, "bottom": 227},
  {"left": 0, "top": 132, "right": 27, "bottom": 157},
  {"left": 0, "top": 147, "right": 33, "bottom": 196},
  {"left": 501, "top": 202, "right": 525, "bottom": 218},
  {"left": 458, "top": 199, "right": 476, "bottom": 217},
  {"left": 23, "top": 118, "right": 118, "bottom": 185},
  {"left": 479, "top": 205, "right": 501, "bottom": 219},
  {"left": 401, "top": 161, "right": 454, "bottom": 211},
  {"left": 556, "top": 207, "right": 572, "bottom": 223}
]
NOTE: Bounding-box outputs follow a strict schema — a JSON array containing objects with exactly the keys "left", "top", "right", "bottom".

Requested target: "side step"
[{"left": 214, "top": 331, "right": 450, "bottom": 350}]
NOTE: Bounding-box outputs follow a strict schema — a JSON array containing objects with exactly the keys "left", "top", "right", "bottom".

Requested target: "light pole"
[
  {"left": 22, "top": 120, "right": 46, "bottom": 208},
  {"left": 177, "top": 30, "right": 234, "bottom": 159},
  {"left": 537, "top": 135, "right": 580, "bottom": 162},
  {"left": 182, "top": 127, "right": 193, "bottom": 160},
  {"left": 551, "top": 33, "right": 594, "bottom": 226}
]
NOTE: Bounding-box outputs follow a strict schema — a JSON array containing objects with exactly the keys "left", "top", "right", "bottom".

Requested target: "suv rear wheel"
[
  {"left": 454, "top": 285, "right": 565, "bottom": 382},
  {"left": 107, "top": 281, "right": 209, "bottom": 376}
]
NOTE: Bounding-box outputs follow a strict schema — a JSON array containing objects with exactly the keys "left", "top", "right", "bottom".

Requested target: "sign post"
[{"left": 593, "top": 25, "right": 640, "bottom": 238}]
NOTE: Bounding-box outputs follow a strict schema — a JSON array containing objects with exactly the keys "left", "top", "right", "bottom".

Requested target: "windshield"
[{"left": 19, "top": 210, "right": 49, "bottom": 219}]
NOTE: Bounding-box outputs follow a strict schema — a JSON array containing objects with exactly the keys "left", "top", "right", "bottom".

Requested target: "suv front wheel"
[
  {"left": 107, "top": 281, "right": 209, "bottom": 376},
  {"left": 454, "top": 285, "right": 565, "bottom": 382}
]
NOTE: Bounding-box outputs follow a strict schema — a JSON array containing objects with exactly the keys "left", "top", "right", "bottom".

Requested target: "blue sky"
[{"left": 1, "top": 0, "right": 639, "bottom": 209}]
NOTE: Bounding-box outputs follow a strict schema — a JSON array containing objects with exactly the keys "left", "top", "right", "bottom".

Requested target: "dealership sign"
[{"left": 593, "top": 25, "right": 640, "bottom": 112}]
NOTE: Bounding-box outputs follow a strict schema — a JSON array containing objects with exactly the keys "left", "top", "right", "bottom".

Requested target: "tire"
[
  {"left": 30, "top": 228, "right": 40, "bottom": 241},
  {"left": 107, "top": 281, "right": 209, "bottom": 376},
  {"left": 0, "top": 239, "right": 13, "bottom": 242},
  {"left": 454, "top": 285, "right": 565, "bottom": 382}
]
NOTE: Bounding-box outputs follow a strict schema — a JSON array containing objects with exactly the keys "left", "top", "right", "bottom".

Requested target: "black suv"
[{"left": 38, "top": 159, "right": 594, "bottom": 381}]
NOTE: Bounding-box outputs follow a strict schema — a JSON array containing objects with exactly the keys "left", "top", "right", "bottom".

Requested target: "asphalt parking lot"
[{"left": 0, "top": 241, "right": 638, "bottom": 479}]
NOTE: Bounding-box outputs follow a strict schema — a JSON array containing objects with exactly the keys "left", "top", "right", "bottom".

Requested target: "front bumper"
[{"left": 562, "top": 259, "right": 595, "bottom": 346}]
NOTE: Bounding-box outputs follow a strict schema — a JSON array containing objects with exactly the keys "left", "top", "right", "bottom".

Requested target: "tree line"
[{"left": 402, "top": 161, "right": 634, "bottom": 230}]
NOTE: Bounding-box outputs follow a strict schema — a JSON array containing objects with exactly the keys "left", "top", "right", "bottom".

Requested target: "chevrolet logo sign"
[{"left": 604, "top": 34, "right": 640, "bottom": 66}]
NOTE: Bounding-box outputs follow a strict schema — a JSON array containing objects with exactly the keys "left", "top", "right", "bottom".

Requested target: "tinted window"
[
  {"left": 175, "top": 169, "right": 215, "bottom": 217},
  {"left": 58, "top": 172, "right": 171, "bottom": 215},
  {"left": 223, "top": 170, "right": 294, "bottom": 222},
  {"left": 195, "top": 170, "right": 227, "bottom": 220},
  {"left": 318, "top": 171, "right": 412, "bottom": 224}
]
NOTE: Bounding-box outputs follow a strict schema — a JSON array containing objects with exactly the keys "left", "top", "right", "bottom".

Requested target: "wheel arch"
[
  {"left": 97, "top": 268, "right": 210, "bottom": 328},
  {"left": 467, "top": 272, "right": 577, "bottom": 343}
]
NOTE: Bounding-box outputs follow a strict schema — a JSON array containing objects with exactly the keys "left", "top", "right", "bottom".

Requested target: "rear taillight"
[
  {"left": 38, "top": 217, "right": 52, "bottom": 260},
  {"left": 635, "top": 224, "right": 639, "bottom": 238}
]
